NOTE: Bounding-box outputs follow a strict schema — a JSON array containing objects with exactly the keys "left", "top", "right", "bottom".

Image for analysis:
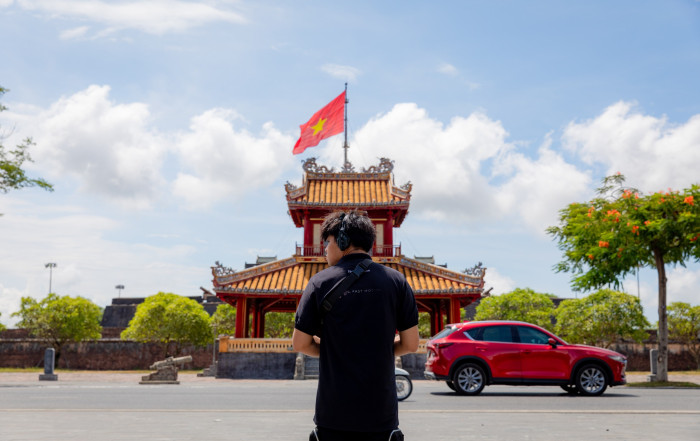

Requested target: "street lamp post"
[
  {"left": 44, "top": 263, "right": 57, "bottom": 294},
  {"left": 115, "top": 284, "right": 125, "bottom": 298}
]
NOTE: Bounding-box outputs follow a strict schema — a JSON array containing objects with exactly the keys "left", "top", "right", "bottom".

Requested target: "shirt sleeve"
[
  {"left": 294, "top": 278, "right": 322, "bottom": 336},
  {"left": 396, "top": 277, "right": 419, "bottom": 332}
]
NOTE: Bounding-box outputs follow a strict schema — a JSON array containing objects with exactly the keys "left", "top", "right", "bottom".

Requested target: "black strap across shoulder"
[{"left": 320, "top": 258, "right": 373, "bottom": 320}]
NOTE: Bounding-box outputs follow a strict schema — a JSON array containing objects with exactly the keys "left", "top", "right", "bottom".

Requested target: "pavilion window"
[
  {"left": 313, "top": 223, "right": 322, "bottom": 255},
  {"left": 375, "top": 222, "right": 384, "bottom": 254}
]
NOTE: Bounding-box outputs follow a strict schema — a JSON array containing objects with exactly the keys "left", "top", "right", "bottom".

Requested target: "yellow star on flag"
[{"left": 311, "top": 118, "right": 327, "bottom": 135}]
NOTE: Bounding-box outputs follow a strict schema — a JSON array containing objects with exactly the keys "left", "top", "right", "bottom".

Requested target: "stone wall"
[
  {"left": 1, "top": 334, "right": 697, "bottom": 375},
  {"left": 217, "top": 352, "right": 297, "bottom": 379},
  {"left": 0, "top": 339, "right": 215, "bottom": 370}
]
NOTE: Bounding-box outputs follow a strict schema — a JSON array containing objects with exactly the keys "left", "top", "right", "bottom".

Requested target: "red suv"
[{"left": 424, "top": 321, "right": 627, "bottom": 396}]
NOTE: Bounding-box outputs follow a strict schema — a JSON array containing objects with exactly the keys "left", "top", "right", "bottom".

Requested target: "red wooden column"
[
  {"left": 385, "top": 211, "right": 394, "bottom": 251},
  {"left": 430, "top": 302, "right": 443, "bottom": 336},
  {"left": 303, "top": 211, "right": 312, "bottom": 250},
  {"left": 250, "top": 301, "right": 259, "bottom": 338},
  {"left": 235, "top": 297, "right": 248, "bottom": 338},
  {"left": 449, "top": 298, "right": 462, "bottom": 324},
  {"left": 252, "top": 302, "right": 266, "bottom": 338}
]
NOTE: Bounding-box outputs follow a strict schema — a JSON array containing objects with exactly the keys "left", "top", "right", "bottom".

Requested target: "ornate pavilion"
[{"left": 211, "top": 158, "right": 486, "bottom": 339}]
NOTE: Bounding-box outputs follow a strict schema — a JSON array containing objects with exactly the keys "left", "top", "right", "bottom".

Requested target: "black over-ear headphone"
[{"left": 336, "top": 213, "right": 350, "bottom": 251}]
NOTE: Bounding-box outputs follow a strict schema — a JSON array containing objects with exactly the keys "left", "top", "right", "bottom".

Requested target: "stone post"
[
  {"left": 294, "top": 353, "right": 305, "bottom": 380},
  {"left": 39, "top": 348, "right": 58, "bottom": 381},
  {"left": 647, "top": 348, "right": 658, "bottom": 382}
]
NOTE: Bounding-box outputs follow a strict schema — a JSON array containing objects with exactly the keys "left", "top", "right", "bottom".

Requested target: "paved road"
[{"left": 1, "top": 373, "right": 699, "bottom": 441}]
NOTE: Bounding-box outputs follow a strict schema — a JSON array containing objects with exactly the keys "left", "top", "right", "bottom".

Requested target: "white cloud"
[
  {"left": 2, "top": 85, "right": 303, "bottom": 211},
  {"left": 11, "top": 85, "right": 169, "bottom": 209},
  {"left": 12, "top": 0, "right": 246, "bottom": 36},
  {"left": 494, "top": 137, "right": 592, "bottom": 233},
  {"left": 563, "top": 101, "right": 700, "bottom": 193},
  {"left": 437, "top": 62, "right": 458, "bottom": 76},
  {"left": 0, "top": 197, "right": 201, "bottom": 325},
  {"left": 667, "top": 266, "right": 700, "bottom": 307},
  {"left": 346, "top": 103, "right": 588, "bottom": 233},
  {"left": 173, "top": 111, "right": 296, "bottom": 209},
  {"left": 322, "top": 64, "right": 362, "bottom": 82},
  {"left": 482, "top": 267, "right": 517, "bottom": 295},
  {"left": 351, "top": 103, "right": 507, "bottom": 221},
  {"left": 59, "top": 25, "right": 90, "bottom": 40}
]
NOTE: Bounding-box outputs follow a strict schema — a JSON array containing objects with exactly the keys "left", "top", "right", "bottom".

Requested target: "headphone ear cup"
[{"left": 336, "top": 232, "right": 349, "bottom": 251}]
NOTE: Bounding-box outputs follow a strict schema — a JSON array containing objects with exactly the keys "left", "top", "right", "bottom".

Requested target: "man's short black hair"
[{"left": 321, "top": 210, "right": 376, "bottom": 252}]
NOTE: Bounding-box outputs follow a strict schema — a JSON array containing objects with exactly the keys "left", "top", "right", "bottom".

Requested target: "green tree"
[
  {"left": 211, "top": 303, "right": 237, "bottom": 336},
  {"left": 0, "top": 87, "right": 53, "bottom": 195},
  {"left": 547, "top": 174, "right": 700, "bottom": 381},
  {"left": 554, "top": 289, "right": 649, "bottom": 348},
  {"left": 0, "top": 312, "right": 6, "bottom": 332},
  {"left": 667, "top": 302, "right": 700, "bottom": 369},
  {"left": 264, "top": 312, "right": 294, "bottom": 338},
  {"left": 12, "top": 294, "right": 102, "bottom": 367},
  {"left": 474, "top": 288, "right": 556, "bottom": 331},
  {"left": 121, "top": 292, "right": 213, "bottom": 356},
  {"left": 418, "top": 312, "right": 432, "bottom": 338}
]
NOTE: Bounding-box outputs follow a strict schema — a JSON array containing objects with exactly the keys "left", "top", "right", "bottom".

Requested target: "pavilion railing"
[
  {"left": 295, "top": 244, "right": 401, "bottom": 258},
  {"left": 219, "top": 336, "right": 427, "bottom": 353}
]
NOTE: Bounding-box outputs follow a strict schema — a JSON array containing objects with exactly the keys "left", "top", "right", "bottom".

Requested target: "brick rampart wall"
[
  {"left": 0, "top": 339, "right": 215, "bottom": 370},
  {"left": 1, "top": 332, "right": 696, "bottom": 374},
  {"left": 217, "top": 352, "right": 297, "bottom": 379}
]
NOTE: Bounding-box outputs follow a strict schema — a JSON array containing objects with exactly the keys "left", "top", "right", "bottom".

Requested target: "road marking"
[
  {"left": 1, "top": 409, "right": 699, "bottom": 415},
  {"left": 401, "top": 409, "right": 700, "bottom": 414}
]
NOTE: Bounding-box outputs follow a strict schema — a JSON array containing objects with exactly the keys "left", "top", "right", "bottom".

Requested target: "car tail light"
[{"left": 436, "top": 342, "right": 454, "bottom": 349}]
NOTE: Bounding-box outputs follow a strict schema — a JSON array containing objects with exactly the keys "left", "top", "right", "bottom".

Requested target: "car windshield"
[{"left": 430, "top": 325, "right": 456, "bottom": 340}]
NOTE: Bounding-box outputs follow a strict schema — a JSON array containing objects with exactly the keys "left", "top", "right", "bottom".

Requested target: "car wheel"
[
  {"left": 446, "top": 380, "right": 456, "bottom": 391},
  {"left": 396, "top": 375, "right": 413, "bottom": 401},
  {"left": 453, "top": 363, "right": 486, "bottom": 395},
  {"left": 576, "top": 364, "right": 608, "bottom": 396},
  {"left": 560, "top": 384, "right": 579, "bottom": 395}
]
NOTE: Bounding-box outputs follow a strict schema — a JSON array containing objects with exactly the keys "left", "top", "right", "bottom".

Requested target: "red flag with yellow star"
[{"left": 293, "top": 91, "right": 345, "bottom": 155}]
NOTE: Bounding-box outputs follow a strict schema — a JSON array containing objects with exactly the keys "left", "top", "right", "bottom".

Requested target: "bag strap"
[{"left": 320, "top": 258, "right": 373, "bottom": 320}]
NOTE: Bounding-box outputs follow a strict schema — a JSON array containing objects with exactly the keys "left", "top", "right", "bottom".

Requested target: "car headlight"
[{"left": 608, "top": 355, "right": 627, "bottom": 365}]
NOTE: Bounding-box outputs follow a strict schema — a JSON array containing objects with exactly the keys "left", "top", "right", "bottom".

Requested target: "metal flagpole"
[{"left": 343, "top": 82, "right": 349, "bottom": 167}]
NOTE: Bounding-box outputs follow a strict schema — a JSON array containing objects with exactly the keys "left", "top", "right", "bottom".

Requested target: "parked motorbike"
[{"left": 395, "top": 367, "right": 413, "bottom": 401}]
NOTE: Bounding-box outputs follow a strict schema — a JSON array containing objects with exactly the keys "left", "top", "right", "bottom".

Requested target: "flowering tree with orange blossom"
[{"left": 547, "top": 174, "right": 700, "bottom": 382}]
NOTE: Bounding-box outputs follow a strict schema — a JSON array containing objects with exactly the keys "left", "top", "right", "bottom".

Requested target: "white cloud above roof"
[{"left": 7, "top": 0, "right": 246, "bottom": 36}]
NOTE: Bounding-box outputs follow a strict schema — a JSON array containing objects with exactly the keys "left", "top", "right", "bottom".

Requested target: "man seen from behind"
[{"left": 293, "top": 210, "right": 420, "bottom": 441}]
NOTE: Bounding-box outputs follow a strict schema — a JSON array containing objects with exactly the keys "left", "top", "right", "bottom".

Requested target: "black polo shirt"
[{"left": 295, "top": 253, "right": 419, "bottom": 432}]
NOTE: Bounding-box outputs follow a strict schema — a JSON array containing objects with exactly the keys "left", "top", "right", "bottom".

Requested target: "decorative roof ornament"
[
  {"left": 302, "top": 157, "right": 335, "bottom": 173},
  {"left": 463, "top": 262, "right": 485, "bottom": 278},
  {"left": 362, "top": 158, "right": 394, "bottom": 173},
  {"left": 400, "top": 181, "right": 413, "bottom": 192},
  {"left": 341, "top": 161, "right": 356, "bottom": 173},
  {"left": 284, "top": 181, "right": 298, "bottom": 193},
  {"left": 213, "top": 261, "right": 236, "bottom": 277}
]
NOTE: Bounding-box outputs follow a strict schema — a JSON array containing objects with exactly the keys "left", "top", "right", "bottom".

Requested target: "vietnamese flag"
[{"left": 293, "top": 91, "right": 345, "bottom": 155}]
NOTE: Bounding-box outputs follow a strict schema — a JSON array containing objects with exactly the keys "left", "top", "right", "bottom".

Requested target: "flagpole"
[{"left": 343, "top": 82, "right": 349, "bottom": 167}]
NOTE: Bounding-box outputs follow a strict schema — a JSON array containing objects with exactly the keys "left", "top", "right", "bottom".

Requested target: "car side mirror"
[{"left": 548, "top": 338, "right": 558, "bottom": 348}]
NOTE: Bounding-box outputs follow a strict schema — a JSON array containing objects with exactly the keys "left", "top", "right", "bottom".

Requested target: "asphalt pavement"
[{"left": 1, "top": 372, "right": 699, "bottom": 441}]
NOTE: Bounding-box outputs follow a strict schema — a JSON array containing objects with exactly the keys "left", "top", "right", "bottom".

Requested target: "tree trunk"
[{"left": 653, "top": 248, "right": 668, "bottom": 382}]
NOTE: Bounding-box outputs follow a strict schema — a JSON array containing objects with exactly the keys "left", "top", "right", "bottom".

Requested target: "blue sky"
[{"left": 1, "top": 0, "right": 699, "bottom": 326}]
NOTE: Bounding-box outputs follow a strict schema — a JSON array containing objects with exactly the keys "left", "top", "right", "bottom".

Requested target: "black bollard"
[{"left": 39, "top": 348, "right": 58, "bottom": 381}]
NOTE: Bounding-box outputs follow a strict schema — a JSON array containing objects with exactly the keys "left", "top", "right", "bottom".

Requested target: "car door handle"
[{"left": 521, "top": 350, "right": 531, "bottom": 354}]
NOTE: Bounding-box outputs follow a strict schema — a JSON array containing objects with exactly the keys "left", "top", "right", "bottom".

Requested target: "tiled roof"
[
  {"left": 212, "top": 256, "right": 484, "bottom": 296},
  {"left": 287, "top": 175, "right": 411, "bottom": 206},
  {"left": 299, "top": 178, "right": 401, "bottom": 204},
  {"left": 285, "top": 160, "right": 411, "bottom": 207}
]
